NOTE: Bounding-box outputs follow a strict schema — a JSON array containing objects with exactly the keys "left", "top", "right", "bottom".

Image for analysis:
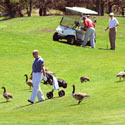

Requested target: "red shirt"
[{"left": 84, "top": 19, "right": 95, "bottom": 28}]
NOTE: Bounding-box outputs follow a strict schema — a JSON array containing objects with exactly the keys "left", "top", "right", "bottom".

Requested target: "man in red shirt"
[{"left": 81, "top": 16, "right": 95, "bottom": 48}]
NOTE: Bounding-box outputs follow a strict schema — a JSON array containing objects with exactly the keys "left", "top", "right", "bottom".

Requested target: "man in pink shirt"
[{"left": 81, "top": 16, "right": 95, "bottom": 48}]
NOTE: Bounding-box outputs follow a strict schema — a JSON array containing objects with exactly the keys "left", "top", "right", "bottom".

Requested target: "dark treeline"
[{"left": 0, "top": 0, "right": 124, "bottom": 18}]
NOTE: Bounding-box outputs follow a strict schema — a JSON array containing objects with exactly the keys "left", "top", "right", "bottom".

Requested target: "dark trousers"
[{"left": 109, "top": 28, "right": 116, "bottom": 50}]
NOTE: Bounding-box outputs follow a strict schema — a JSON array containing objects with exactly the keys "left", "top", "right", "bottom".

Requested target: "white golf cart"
[{"left": 53, "top": 7, "right": 98, "bottom": 45}]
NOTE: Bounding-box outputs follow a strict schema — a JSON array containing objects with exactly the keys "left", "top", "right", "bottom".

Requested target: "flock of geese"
[{"left": 1, "top": 71, "right": 125, "bottom": 104}]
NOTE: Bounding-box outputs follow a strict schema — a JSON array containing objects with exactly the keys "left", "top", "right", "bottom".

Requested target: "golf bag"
[{"left": 43, "top": 73, "right": 67, "bottom": 89}]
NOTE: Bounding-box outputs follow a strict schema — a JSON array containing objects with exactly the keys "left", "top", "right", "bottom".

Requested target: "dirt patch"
[
  {"left": 31, "top": 28, "right": 54, "bottom": 34},
  {"left": 43, "top": 28, "right": 54, "bottom": 33}
]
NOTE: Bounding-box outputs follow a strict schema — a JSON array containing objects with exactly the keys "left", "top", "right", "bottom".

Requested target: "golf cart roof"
[{"left": 66, "top": 7, "right": 98, "bottom": 15}]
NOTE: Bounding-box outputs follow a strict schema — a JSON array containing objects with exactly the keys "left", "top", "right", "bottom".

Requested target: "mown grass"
[{"left": 0, "top": 15, "right": 125, "bottom": 125}]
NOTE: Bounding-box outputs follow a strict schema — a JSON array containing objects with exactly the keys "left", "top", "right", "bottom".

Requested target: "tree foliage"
[{"left": 0, "top": 0, "right": 124, "bottom": 18}]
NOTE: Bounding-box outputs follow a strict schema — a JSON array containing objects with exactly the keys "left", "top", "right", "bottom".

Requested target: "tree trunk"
[
  {"left": 39, "top": 8, "right": 43, "bottom": 16},
  {"left": 29, "top": 0, "right": 32, "bottom": 16},
  {"left": 5, "top": 0, "right": 16, "bottom": 18},
  {"left": 43, "top": 8, "right": 47, "bottom": 16},
  {"left": 96, "top": 0, "right": 100, "bottom": 15},
  {"left": 26, "top": 0, "right": 32, "bottom": 17},
  {"left": 122, "top": 8, "right": 124, "bottom": 15},
  {"left": 108, "top": 2, "right": 113, "bottom": 13},
  {"left": 101, "top": 1, "right": 104, "bottom": 16}
]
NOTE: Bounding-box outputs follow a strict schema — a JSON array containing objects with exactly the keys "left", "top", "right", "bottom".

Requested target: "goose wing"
[
  {"left": 26, "top": 81, "right": 33, "bottom": 87},
  {"left": 117, "top": 72, "right": 124, "bottom": 77},
  {"left": 3, "top": 92, "right": 13, "bottom": 99},
  {"left": 73, "top": 93, "right": 87, "bottom": 100}
]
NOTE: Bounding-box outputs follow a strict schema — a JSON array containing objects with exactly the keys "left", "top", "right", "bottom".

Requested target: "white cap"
[
  {"left": 109, "top": 12, "right": 114, "bottom": 16},
  {"left": 33, "top": 50, "right": 39, "bottom": 54}
]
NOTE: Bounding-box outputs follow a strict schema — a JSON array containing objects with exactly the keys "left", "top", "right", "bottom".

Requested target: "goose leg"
[
  {"left": 123, "top": 77, "right": 125, "bottom": 81},
  {"left": 120, "top": 77, "right": 121, "bottom": 81},
  {"left": 78, "top": 100, "right": 82, "bottom": 104}
]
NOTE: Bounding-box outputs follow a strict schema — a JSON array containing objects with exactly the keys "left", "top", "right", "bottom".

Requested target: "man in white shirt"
[{"left": 105, "top": 12, "right": 119, "bottom": 50}]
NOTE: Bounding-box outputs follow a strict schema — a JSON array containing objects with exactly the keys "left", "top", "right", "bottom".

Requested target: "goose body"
[
  {"left": 2, "top": 87, "right": 13, "bottom": 101},
  {"left": 117, "top": 71, "right": 125, "bottom": 81},
  {"left": 24, "top": 74, "right": 33, "bottom": 89},
  {"left": 72, "top": 85, "right": 89, "bottom": 104},
  {"left": 80, "top": 76, "right": 90, "bottom": 83}
]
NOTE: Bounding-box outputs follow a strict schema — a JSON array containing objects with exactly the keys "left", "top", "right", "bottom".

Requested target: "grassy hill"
[{"left": 0, "top": 16, "right": 125, "bottom": 125}]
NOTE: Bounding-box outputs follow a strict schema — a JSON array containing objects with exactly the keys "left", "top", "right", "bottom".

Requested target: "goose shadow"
[
  {"left": 0, "top": 101, "right": 10, "bottom": 104},
  {"left": 69, "top": 103, "right": 85, "bottom": 107},
  {"left": 115, "top": 81, "right": 124, "bottom": 83}
]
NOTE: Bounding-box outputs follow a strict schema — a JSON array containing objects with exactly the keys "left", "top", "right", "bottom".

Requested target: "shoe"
[
  {"left": 28, "top": 99, "right": 34, "bottom": 104},
  {"left": 80, "top": 45, "right": 84, "bottom": 47},
  {"left": 109, "top": 48, "right": 115, "bottom": 50}
]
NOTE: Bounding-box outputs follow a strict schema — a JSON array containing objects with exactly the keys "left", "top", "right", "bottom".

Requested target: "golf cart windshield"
[{"left": 60, "top": 16, "right": 76, "bottom": 29}]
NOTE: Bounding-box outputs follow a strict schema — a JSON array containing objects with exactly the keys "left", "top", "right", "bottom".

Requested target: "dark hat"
[{"left": 82, "top": 16, "right": 87, "bottom": 20}]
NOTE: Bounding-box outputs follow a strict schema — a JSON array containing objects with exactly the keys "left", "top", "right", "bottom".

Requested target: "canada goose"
[
  {"left": 117, "top": 71, "right": 125, "bottom": 81},
  {"left": 72, "top": 84, "right": 89, "bottom": 104},
  {"left": 24, "top": 74, "right": 33, "bottom": 89},
  {"left": 80, "top": 76, "right": 90, "bottom": 83},
  {"left": 2, "top": 87, "right": 13, "bottom": 102}
]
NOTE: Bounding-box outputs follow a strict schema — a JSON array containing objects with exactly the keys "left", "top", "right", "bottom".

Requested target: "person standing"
[
  {"left": 81, "top": 16, "right": 95, "bottom": 48},
  {"left": 28, "top": 50, "right": 46, "bottom": 104},
  {"left": 105, "top": 12, "right": 119, "bottom": 50}
]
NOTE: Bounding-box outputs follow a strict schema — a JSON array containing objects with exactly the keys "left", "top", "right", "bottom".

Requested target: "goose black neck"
[
  {"left": 2, "top": 87, "right": 6, "bottom": 93},
  {"left": 72, "top": 85, "right": 75, "bottom": 94},
  {"left": 25, "top": 75, "right": 28, "bottom": 81}
]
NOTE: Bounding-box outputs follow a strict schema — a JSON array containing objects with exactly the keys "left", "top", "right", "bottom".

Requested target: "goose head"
[
  {"left": 2, "top": 87, "right": 6, "bottom": 92},
  {"left": 24, "top": 74, "right": 27, "bottom": 77}
]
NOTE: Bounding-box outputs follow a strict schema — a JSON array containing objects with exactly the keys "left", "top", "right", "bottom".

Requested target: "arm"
[
  {"left": 41, "top": 65, "right": 46, "bottom": 76},
  {"left": 84, "top": 20, "right": 89, "bottom": 28},
  {"left": 115, "top": 24, "right": 119, "bottom": 27},
  {"left": 105, "top": 26, "right": 109, "bottom": 31}
]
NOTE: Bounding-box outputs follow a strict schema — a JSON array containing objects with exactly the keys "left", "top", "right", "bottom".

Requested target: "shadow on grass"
[
  {"left": 56, "top": 40, "right": 81, "bottom": 47},
  {"left": 19, "top": 88, "right": 32, "bottom": 91},
  {"left": 115, "top": 80, "right": 124, "bottom": 83},
  {"left": 14, "top": 96, "right": 60, "bottom": 110},
  {"left": 44, "top": 96, "right": 60, "bottom": 102},
  {"left": 69, "top": 103, "right": 85, "bottom": 107},
  {"left": 14, "top": 104, "right": 33, "bottom": 110},
  {"left": 0, "top": 17, "right": 12, "bottom": 22},
  {"left": 98, "top": 48, "right": 109, "bottom": 50},
  {"left": 56, "top": 40, "right": 94, "bottom": 48},
  {"left": 0, "top": 101, "right": 10, "bottom": 104}
]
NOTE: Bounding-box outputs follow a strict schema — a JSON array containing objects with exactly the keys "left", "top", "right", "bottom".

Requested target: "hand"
[
  {"left": 111, "top": 27, "right": 115, "bottom": 30},
  {"left": 105, "top": 28, "right": 108, "bottom": 31}
]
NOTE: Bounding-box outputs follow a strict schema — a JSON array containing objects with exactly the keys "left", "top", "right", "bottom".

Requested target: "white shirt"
[{"left": 109, "top": 17, "right": 119, "bottom": 29}]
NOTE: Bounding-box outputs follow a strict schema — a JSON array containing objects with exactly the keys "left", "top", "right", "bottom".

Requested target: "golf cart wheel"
[
  {"left": 67, "top": 36, "right": 75, "bottom": 45},
  {"left": 46, "top": 91, "right": 53, "bottom": 99},
  {"left": 53, "top": 32, "right": 59, "bottom": 41},
  {"left": 58, "top": 90, "right": 65, "bottom": 97}
]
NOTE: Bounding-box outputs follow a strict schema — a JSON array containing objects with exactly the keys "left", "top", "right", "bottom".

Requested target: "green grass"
[{"left": 0, "top": 15, "right": 125, "bottom": 125}]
